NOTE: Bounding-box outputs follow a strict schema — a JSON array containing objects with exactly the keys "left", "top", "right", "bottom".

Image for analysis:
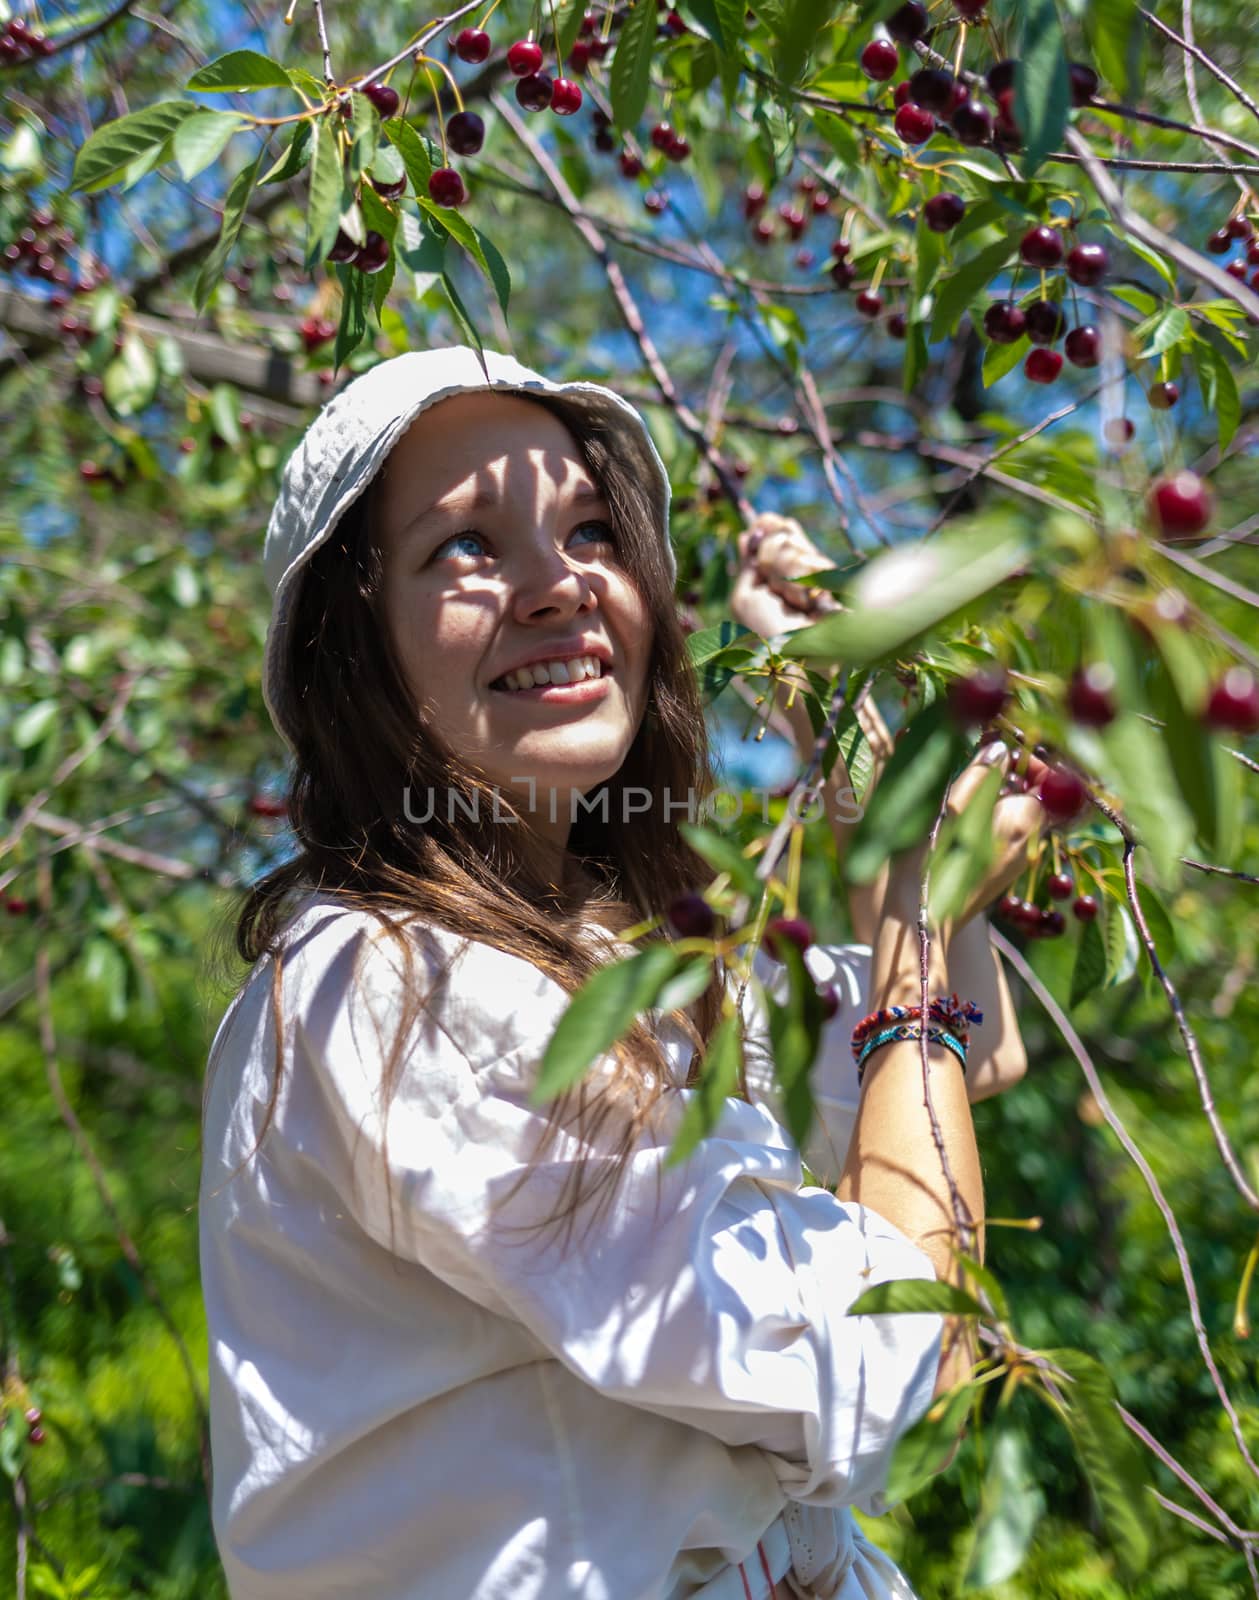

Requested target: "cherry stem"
[
  {"left": 952, "top": 22, "right": 966, "bottom": 77},
  {"left": 414, "top": 51, "right": 464, "bottom": 116}
]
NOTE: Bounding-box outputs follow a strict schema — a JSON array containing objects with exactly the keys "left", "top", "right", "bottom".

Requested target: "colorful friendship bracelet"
[
  {"left": 856, "top": 1023, "right": 969, "bottom": 1088},
  {"left": 850, "top": 994, "right": 983, "bottom": 1066}
]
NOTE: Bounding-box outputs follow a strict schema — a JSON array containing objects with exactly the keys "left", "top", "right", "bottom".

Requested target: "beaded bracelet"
[
  {"left": 851, "top": 993, "right": 983, "bottom": 1066},
  {"left": 856, "top": 1023, "right": 968, "bottom": 1089}
]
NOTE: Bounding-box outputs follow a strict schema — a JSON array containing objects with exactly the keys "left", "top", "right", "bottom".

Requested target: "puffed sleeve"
[
  {"left": 283, "top": 910, "right": 942, "bottom": 1517},
  {"left": 738, "top": 943, "right": 869, "bottom": 1190}
]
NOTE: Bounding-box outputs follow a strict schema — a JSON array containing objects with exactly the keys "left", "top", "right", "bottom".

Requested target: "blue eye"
[
  {"left": 433, "top": 530, "right": 488, "bottom": 560},
  {"left": 431, "top": 521, "right": 615, "bottom": 562}
]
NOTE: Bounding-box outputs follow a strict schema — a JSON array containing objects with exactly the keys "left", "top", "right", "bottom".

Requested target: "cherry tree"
[{"left": 2, "top": 0, "right": 1259, "bottom": 1592}]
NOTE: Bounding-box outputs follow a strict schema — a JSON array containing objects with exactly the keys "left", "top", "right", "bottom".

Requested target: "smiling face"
[{"left": 374, "top": 390, "right": 654, "bottom": 844}]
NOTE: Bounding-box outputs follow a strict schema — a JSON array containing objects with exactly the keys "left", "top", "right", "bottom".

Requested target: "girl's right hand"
[{"left": 882, "top": 741, "right": 1048, "bottom": 934}]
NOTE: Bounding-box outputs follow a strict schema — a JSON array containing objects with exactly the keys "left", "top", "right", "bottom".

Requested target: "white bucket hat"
[{"left": 261, "top": 344, "right": 676, "bottom": 754}]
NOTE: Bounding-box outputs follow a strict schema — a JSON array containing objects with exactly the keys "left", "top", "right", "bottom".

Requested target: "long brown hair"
[{"left": 204, "top": 391, "right": 739, "bottom": 1255}]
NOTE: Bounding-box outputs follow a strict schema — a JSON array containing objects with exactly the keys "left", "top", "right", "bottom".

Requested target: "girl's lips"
[{"left": 490, "top": 670, "right": 613, "bottom": 705}]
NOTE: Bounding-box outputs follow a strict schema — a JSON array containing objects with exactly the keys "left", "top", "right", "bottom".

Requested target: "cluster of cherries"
[
  {"left": 997, "top": 869, "right": 1098, "bottom": 940},
  {"left": 0, "top": 13, "right": 54, "bottom": 62},
  {"left": 981, "top": 224, "right": 1111, "bottom": 386},
  {"left": 1, "top": 204, "right": 102, "bottom": 308},
  {"left": 299, "top": 314, "right": 337, "bottom": 353},
  {"left": 1205, "top": 210, "right": 1259, "bottom": 291},
  {"left": 743, "top": 177, "right": 835, "bottom": 273},
  {"left": 665, "top": 899, "right": 842, "bottom": 1017},
  {"left": 860, "top": 3, "right": 1099, "bottom": 157}
]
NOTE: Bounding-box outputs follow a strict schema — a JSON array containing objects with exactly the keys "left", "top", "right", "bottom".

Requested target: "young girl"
[{"left": 199, "top": 344, "right": 1040, "bottom": 1599}]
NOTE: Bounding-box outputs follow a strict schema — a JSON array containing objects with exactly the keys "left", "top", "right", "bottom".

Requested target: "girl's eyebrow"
[{"left": 402, "top": 482, "right": 608, "bottom": 546}]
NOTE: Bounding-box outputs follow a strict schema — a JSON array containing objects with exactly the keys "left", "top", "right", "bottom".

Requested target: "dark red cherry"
[
  {"left": 447, "top": 110, "right": 485, "bottom": 154},
  {"left": 1067, "top": 663, "right": 1118, "bottom": 726},
  {"left": 1073, "top": 893, "right": 1099, "bottom": 922},
  {"left": 894, "top": 102, "right": 935, "bottom": 144},
  {"left": 1038, "top": 765, "right": 1089, "bottom": 821},
  {"left": 1020, "top": 225, "right": 1064, "bottom": 268},
  {"left": 924, "top": 192, "right": 965, "bottom": 232},
  {"left": 1025, "top": 347, "right": 1064, "bottom": 383},
  {"left": 1065, "top": 324, "right": 1101, "bottom": 367},
  {"left": 1148, "top": 381, "right": 1180, "bottom": 411},
  {"left": 1203, "top": 669, "right": 1259, "bottom": 734},
  {"left": 507, "top": 38, "right": 544, "bottom": 75},
  {"left": 453, "top": 27, "right": 491, "bottom": 63},
  {"left": 1047, "top": 871, "right": 1074, "bottom": 901},
  {"left": 1066, "top": 242, "right": 1109, "bottom": 285},
  {"left": 667, "top": 893, "right": 716, "bottom": 938},
  {"left": 908, "top": 67, "right": 956, "bottom": 112},
  {"left": 984, "top": 301, "right": 1026, "bottom": 344},
  {"left": 515, "top": 71, "right": 554, "bottom": 111},
  {"left": 362, "top": 82, "right": 400, "bottom": 117},
  {"left": 1149, "top": 470, "right": 1212, "bottom": 538},
  {"left": 1024, "top": 299, "right": 1066, "bottom": 345},
  {"left": 860, "top": 38, "right": 899, "bottom": 81},
  {"left": 887, "top": 2, "right": 929, "bottom": 42},
  {"left": 764, "top": 916, "right": 814, "bottom": 960},
  {"left": 1068, "top": 61, "right": 1099, "bottom": 105},
  {"left": 947, "top": 667, "right": 1009, "bottom": 726},
  {"left": 950, "top": 99, "right": 992, "bottom": 145}
]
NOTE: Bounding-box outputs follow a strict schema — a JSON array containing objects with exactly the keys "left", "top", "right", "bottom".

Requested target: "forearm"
[
  {"left": 946, "top": 916, "right": 1027, "bottom": 1103},
  {"left": 835, "top": 914, "right": 984, "bottom": 1397}
]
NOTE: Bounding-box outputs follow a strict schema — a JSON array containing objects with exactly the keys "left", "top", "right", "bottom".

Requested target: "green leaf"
[
  {"left": 209, "top": 382, "right": 242, "bottom": 448},
  {"left": 846, "top": 702, "right": 968, "bottom": 887},
  {"left": 1040, "top": 1349, "right": 1152, "bottom": 1577},
  {"left": 1103, "top": 899, "right": 1138, "bottom": 987},
  {"left": 13, "top": 699, "right": 58, "bottom": 750},
  {"left": 1015, "top": 0, "right": 1071, "bottom": 176},
  {"left": 930, "top": 236, "right": 1012, "bottom": 343},
  {"left": 1123, "top": 236, "right": 1176, "bottom": 293},
  {"left": 71, "top": 101, "right": 196, "bottom": 193},
  {"left": 441, "top": 271, "right": 489, "bottom": 370},
  {"left": 418, "top": 202, "right": 511, "bottom": 314},
  {"left": 686, "top": 619, "right": 757, "bottom": 669},
  {"left": 782, "top": 520, "right": 1030, "bottom": 671},
  {"left": 678, "top": 823, "right": 759, "bottom": 897},
  {"left": 554, "top": 0, "right": 589, "bottom": 63},
  {"left": 848, "top": 1279, "right": 986, "bottom": 1317},
  {"left": 610, "top": 0, "right": 658, "bottom": 130},
  {"left": 1134, "top": 305, "right": 1189, "bottom": 361},
  {"left": 983, "top": 332, "right": 1030, "bottom": 387},
  {"left": 194, "top": 150, "right": 263, "bottom": 311},
  {"left": 386, "top": 116, "right": 436, "bottom": 193},
  {"left": 102, "top": 331, "right": 158, "bottom": 416},
  {"left": 533, "top": 945, "right": 682, "bottom": 1105},
  {"left": 764, "top": 937, "right": 824, "bottom": 1149},
  {"left": 173, "top": 110, "right": 244, "bottom": 180},
  {"left": 396, "top": 207, "right": 446, "bottom": 295},
  {"left": 884, "top": 1380, "right": 977, "bottom": 1506},
  {"left": 332, "top": 262, "right": 369, "bottom": 369},
  {"left": 347, "top": 90, "right": 381, "bottom": 185},
  {"left": 963, "top": 1424, "right": 1045, "bottom": 1588},
  {"left": 259, "top": 120, "right": 311, "bottom": 184},
  {"left": 656, "top": 957, "right": 717, "bottom": 1018},
  {"left": 1082, "top": 0, "right": 1143, "bottom": 100},
  {"left": 771, "top": 0, "right": 830, "bottom": 86},
  {"left": 1097, "top": 713, "right": 1191, "bottom": 888},
  {"left": 187, "top": 50, "right": 293, "bottom": 92},
  {"left": 665, "top": 1015, "right": 743, "bottom": 1167},
  {"left": 1192, "top": 339, "right": 1240, "bottom": 450},
  {"left": 928, "top": 761, "right": 1002, "bottom": 924},
  {"left": 305, "top": 118, "right": 346, "bottom": 270},
  {"left": 1069, "top": 913, "right": 1106, "bottom": 1006}
]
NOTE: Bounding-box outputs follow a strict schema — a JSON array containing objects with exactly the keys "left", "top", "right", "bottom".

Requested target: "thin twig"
[
  {"left": 992, "top": 929, "right": 1259, "bottom": 1483},
  {"left": 312, "top": 0, "right": 333, "bottom": 84},
  {"left": 1119, "top": 839, "right": 1259, "bottom": 1213},
  {"left": 1142, "top": 6, "right": 1259, "bottom": 130}
]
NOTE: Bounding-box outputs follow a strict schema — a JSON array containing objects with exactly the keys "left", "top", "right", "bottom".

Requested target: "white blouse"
[{"left": 199, "top": 894, "right": 943, "bottom": 1599}]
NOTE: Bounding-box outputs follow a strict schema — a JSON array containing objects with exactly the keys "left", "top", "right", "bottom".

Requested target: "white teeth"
[{"left": 498, "top": 655, "right": 604, "bottom": 692}]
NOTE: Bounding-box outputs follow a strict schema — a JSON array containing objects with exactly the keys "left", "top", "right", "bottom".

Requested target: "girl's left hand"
[{"left": 731, "top": 512, "right": 838, "bottom": 641}]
